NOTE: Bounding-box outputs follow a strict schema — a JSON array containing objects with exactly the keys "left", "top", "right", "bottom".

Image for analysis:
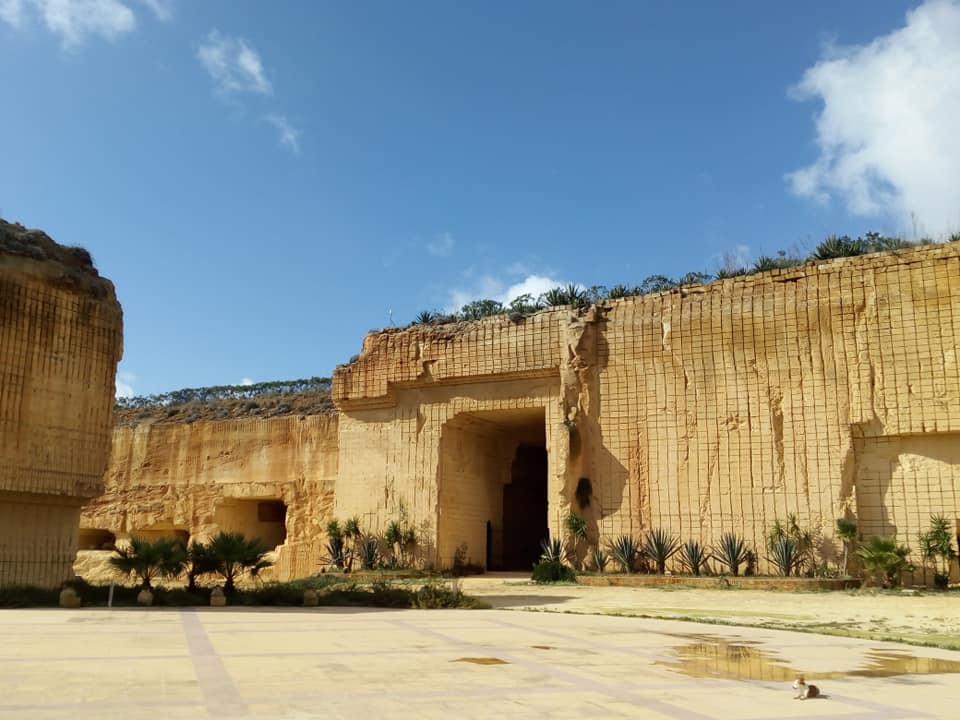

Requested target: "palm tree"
[
  {"left": 109, "top": 536, "right": 186, "bottom": 590},
  {"left": 836, "top": 518, "right": 858, "bottom": 576},
  {"left": 208, "top": 532, "right": 273, "bottom": 594},
  {"left": 856, "top": 536, "right": 913, "bottom": 588},
  {"left": 185, "top": 542, "right": 219, "bottom": 592}
]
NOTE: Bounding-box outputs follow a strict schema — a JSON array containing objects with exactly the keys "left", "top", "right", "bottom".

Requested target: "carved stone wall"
[
  {"left": 334, "top": 243, "right": 960, "bottom": 576},
  {"left": 0, "top": 221, "right": 123, "bottom": 587},
  {"left": 78, "top": 243, "right": 959, "bottom": 581},
  {"left": 79, "top": 415, "right": 339, "bottom": 581}
]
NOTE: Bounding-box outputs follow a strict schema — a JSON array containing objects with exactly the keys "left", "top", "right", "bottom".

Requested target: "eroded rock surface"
[{"left": 1, "top": 220, "right": 123, "bottom": 588}]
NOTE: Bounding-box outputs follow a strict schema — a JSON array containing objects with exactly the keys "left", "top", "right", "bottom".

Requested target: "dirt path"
[{"left": 459, "top": 575, "right": 960, "bottom": 650}]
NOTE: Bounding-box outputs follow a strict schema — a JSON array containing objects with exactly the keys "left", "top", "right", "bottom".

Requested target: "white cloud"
[
  {"left": 0, "top": 0, "right": 25, "bottom": 27},
  {"left": 444, "top": 272, "right": 566, "bottom": 313},
  {"left": 1, "top": 0, "right": 137, "bottom": 47},
  {"left": 239, "top": 377, "right": 255, "bottom": 386},
  {"left": 265, "top": 114, "right": 300, "bottom": 153},
  {"left": 198, "top": 29, "right": 272, "bottom": 96},
  {"left": 115, "top": 370, "right": 136, "bottom": 398},
  {"left": 139, "top": 0, "right": 171, "bottom": 21},
  {"left": 787, "top": 0, "right": 960, "bottom": 235},
  {"left": 426, "top": 232, "right": 455, "bottom": 257}
]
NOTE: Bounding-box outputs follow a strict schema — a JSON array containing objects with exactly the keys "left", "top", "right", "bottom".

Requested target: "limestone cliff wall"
[
  {"left": 334, "top": 243, "right": 960, "bottom": 577},
  {"left": 79, "top": 243, "right": 958, "bottom": 582},
  {"left": 80, "top": 414, "right": 339, "bottom": 581},
  {"left": 0, "top": 221, "right": 123, "bottom": 588}
]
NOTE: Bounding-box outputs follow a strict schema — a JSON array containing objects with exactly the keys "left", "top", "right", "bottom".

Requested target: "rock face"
[
  {"left": 0, "top": 220, "right": 123, "bottom": 588},
  {"left": 80, "top": 414, "right": 338, "bottom": 581},
  {"left": 78, "top": 242, "right": 960, "bottom": 583},
  {"left": 333, "top": 243, "right": 960, "bottom": 579}
]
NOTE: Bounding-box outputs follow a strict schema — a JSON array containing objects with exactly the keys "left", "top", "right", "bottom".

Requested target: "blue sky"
[{"left": 2, "top": 1, "right": 958, "bottom": 397}]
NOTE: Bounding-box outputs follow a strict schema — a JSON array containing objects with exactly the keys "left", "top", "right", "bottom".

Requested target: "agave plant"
[
  {"left": 540, "top": 537, "right": 564, "bottom": 564},
  {"left": 606, "top": 284, "right": 640, "bottom": 300},
  {"left": 357, "top": 535, "right": 380, "bottom": 570},
  {"left": 768, "top": 514, "right": 815, "bottom": 575},
  {"left": 768, "top": 536, "right": 799, "bottom": 576},
  {"left": 540, "top": 284, "right": 588, "bottom": 309},
  {"left": 679, "top": 539, "right": 710, "bottom": 576},
  {"left": 413, "top": 310, "right": 437, "bottom": 325},
  {"left": 714, "top": 532, "right": 750, "bottom": 576},
  {"left": 643, "top": 528, "right": 680, "bottom": 574},
  {"left": 608, "top": 535, "right": 641, "bottom": 573},
  {"left": 676, "top": 271, "right": 712, "bottom": 285},
  {"left": 857, "top": 536, "right": 914, "bottom": 587},
  {"left": 812, "top": 234, "right": 868, "bottom": 260},
  {"left": 592, "top": 547, "right": 609, "bottom": 574}
]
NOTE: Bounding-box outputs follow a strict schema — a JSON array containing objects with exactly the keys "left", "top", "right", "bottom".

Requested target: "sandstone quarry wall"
[
  {"left": 334, "top": 243, "right": 960, "bottom": 577},
  {"left": 79, "top": 414, "right": 339, "bottom": 581},
  {"left": 0, "top": 221, "right": 123, "bottom": 588},
  {"left": 78, "top": 243, "right": 959, "bottom": 582}
]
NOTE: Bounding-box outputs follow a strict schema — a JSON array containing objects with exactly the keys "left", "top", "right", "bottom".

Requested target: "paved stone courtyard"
[{"left": 2, "top": 603, "right": 958, "bottom": 719}]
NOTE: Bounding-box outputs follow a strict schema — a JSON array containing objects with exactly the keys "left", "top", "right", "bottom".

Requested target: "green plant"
[
  {"left": 767, "top": 536, "right": 799, "bottom": 576},
  {"left": 606, "top": 284, "right": 639, "bottom": 299},
  {"left": 643, "top": 528, "right": 680, "bottom": 574},
  {"left": 540, "top": 284, "right": 588, "bottom": 309},
  {"left": 767, "top": 514, "right": 815, "bottom": 575},
  {"left": 752, "top": 251, "right": 802, "bottom": 273},
  {"left": 540, "top": 537, "right": 564, "bottom": 564},
  {"left": 592, "top": 547, "right": 609, "bottom": 573},
  {"left": 458, "top": 299, "right": 505, "bottom": 320},
  {"left": 713, "top": 532, "right": 750, "bottom": 576},
  {"left": 185, "top": 541, "right": 219, "bottom": 591},
  {"left": 812, "top": 234, "right": 868, "bottom": 259},
  {"left": 414, "top": 310, "right": 437, "bottom": 325},
  {"left": 508, "top": 293, "right": 541, "bottom": 315},
  {"left": 109, "top": 536, "right": 187, "bottom": 590},
  {"left": 564, "top": 511, "right": 589, "bottom": 568},
  {"left": 679, "top": 539, "right": 710, "bottom": 576},
  {"left": 357, "top": 536, "right": 380, "bottom": 570},
  {"left": 608, "top": 535, "right": 641, "bottom": 573},
  {"left": 208, "top": 531, "right": 273, "bottom": 594},
  {"left": 638, "top": 275, "right": 676, "bottom": 294},
  {"left": 677, "top": 271, "right": 712, "bottom": 285},
  {"left": 919, "top": 515, "right": 956, "bottom": 589},
  {"left": 565, "top": 512, "right": 588, "bottom": 541},
  {"left": 856, "top": 536, "right": 914, "bottom": 588},
  {"left": 836, "top": 518, "right": 858, "bottom": 576},
  {"left": 324, "top": 519, "right": 351, "bottom": 570},
  {"left": 531, "top": 560, "right": 576, "bottom": 583}
]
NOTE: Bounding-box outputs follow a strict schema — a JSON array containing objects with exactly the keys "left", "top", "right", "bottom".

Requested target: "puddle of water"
[
  {"left": 531, "top": 645, "right": 556, "bottom": 650},
  {"left": 657, "top": 633, "right": 960, "bottom": 682},
  {"left": 452, "top": 657, "right": 509, "bottom": 665}
]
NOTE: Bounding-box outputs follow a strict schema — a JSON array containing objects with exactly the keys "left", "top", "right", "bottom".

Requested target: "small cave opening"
[
  {"left": 77, "top": 528, "right": 116, "bottom": 550},
  {"left": 214, "top": 499, "right": 288, "bottom": 549}
]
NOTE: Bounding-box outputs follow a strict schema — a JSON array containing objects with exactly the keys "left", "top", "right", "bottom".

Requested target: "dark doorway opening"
[{"left": 502, "top": 444, "right": 548, "bottom": 570}]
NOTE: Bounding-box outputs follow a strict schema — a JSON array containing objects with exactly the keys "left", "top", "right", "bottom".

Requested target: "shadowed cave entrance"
[{"left": 438, "top": 408, "right": 547, "bottom": 571}]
